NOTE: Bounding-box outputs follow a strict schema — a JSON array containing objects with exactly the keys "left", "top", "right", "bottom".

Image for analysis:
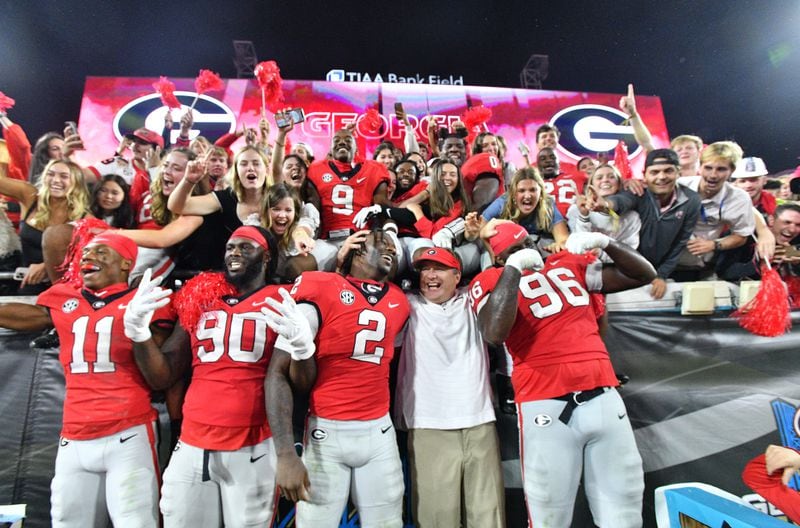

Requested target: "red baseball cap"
[
  {"left": 125, "top": 127, "right": 164, "bottom": 149},
  {"left": 489, "top": 222, "right": 528, "bottom": 256},
  {"left": 413, "top": 247, "right": 461, "bottom": 272}
]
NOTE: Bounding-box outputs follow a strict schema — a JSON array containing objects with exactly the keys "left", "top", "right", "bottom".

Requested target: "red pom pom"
[
  {"left": 58, "top": 218, "right": 113, "bottom": 287},
  {"left": 461, "top": 105, "right": 492, "bottom": 146},
  {"left": 174, "top": 272, "right": 237, "bottom": 332},
  {"left": 731, "top": 264, "right": 791, "bottom": 337},
  {"left": 614, "top": 141, "right": 633, "bottom": 180},
  {"left": 254, "top": 61, "right": 285, "bottom": 113},
  {"left": 786, "top": 275, "right": 800, "bottom": 309},
  {"left": 152, "top": 76, "right": 181, "bottom": 109},
  {"left": 362, "top": 108, "right": 383, "bottom": 134},
  {"left": 284, "top": 136, "right": 292, "bottom": 156},
  {"left": 194, "top": 69, "right": 225, "bottom": 95},
  {"left": 0, "top": 91, "right": 15, "bottom": 113}
]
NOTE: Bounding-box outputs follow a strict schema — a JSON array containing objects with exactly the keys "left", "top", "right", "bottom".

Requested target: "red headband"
[
  {"left": 87, "top": 232, "right": 138, "bottom": 266},
  {"left": 230, "top": 226, "right": 269, "bottom": 250}
]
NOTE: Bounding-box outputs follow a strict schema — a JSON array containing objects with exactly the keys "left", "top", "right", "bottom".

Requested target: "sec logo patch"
[
  {"left": 340, "top": 290, "right": 355, "bottom": 305},
  {"left": 322, "top": 173, "right": 333, "bottom": 183}
]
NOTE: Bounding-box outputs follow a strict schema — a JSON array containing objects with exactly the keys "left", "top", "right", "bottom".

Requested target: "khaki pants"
[{"left": 409, "top": 422, "right": 505, "bottom": 527}]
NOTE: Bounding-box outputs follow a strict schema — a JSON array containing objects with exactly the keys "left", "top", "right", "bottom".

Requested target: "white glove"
[
  {"left": 261, "top": 288, "right": 316, "bottom": 361},
  {"left": 432, "top": 228, "right": 454, "bottom": 250},
  {"left": 124, "top": 268, "right": 172, "bottom": 343},
  {"left": 505, "top": 248, "right": 544, "bottom": 271},
  {"left": 565, "top": 232, "right": 611, "bottom": 254},
  {"left": 352, "top": 204, "right": 383, "bottom": 229}
]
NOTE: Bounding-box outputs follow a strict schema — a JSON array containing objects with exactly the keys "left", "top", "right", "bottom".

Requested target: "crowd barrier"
[{"left": 2, "top": 307, "right": 799, "bottom": 527}]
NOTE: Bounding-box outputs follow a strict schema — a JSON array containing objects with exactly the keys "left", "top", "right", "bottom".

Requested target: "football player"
[
  {"left": 132, "top": 225, "right": 281, "bottom": 527},
  {"left": 263, "top": 228, "right": 409, "bottom": 528},
  {"left": 471, "top": 222, "right": 655, "bottom": 528},
  {"left": 0, "top": 232, "right": 175, "bottom": 527}
]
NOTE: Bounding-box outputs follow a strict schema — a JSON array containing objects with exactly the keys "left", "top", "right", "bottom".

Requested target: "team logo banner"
[{"left": 76, "top": 77, "right": 670, "bottom": 174}]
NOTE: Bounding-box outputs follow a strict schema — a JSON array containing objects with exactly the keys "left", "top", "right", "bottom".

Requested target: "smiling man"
[
  {"left": 131, "top": 225, "right": 281, "bottom": 527},
  {"left": 537, "top": 146, "right": 586, "bottom": 217},
  {"left": 306, "top": 129, "right": 392, "bottom": 271},
  {"left": 395, "top": 247, "right": 504, "bottom": 527},
  {"left": 674, "top": 141, "right": 756, "bottom": 280},
  {"left": 589, "top": 148, "right": 701, "bottom": 298},
  {"left": 0, "top": 232, "right": 175, "bottom": 527},
  {"left": 264, "top": 227, "right": 410, "bottom": 528}
]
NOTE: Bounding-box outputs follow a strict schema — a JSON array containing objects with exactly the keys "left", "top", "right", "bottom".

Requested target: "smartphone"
[
  {"left": 13, "top": 267, "right": 28, "bottom": 281},
  {"left": 65, "top": 121, "right": 78, "bottom": 136},
  {"left": 275, "top": 108, "right": 305, "bottom": 128},
  {"left": 394, "top": 102, "right": 404, "bottom": 114}
]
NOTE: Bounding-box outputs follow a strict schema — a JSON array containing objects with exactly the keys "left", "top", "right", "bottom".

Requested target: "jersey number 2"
[{"left": 350, "top": 310, "right": 386, "bottom": 365}]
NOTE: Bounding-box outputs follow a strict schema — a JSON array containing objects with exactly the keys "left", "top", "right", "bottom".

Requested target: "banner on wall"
[{"left": 75, "top": 77, "right": 670, "bottom": 176}]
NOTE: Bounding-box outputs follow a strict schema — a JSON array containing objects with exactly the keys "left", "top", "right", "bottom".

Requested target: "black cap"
[
  {"left": 645, "top": 148, "right": 680, "bottom": 169},
  {"left": 790, "top": 177, "right": 800, "bottom": 195}
]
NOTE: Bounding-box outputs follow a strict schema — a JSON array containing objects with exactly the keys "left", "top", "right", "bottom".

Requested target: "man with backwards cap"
[
  {"left": 394, "top": 246, "right": 505, "bottom": 527},
  {"left": 0, "top": 232, "right": 175, "bottom": 527},
  {"left": 587, "top": 148, "right": 701, "bottom": 299},
  {"left": 470, "top": 220, "right": 655, "bottom": 528},
  {"left": 131, "top": 225, "right": 282, "bottom": 527}
]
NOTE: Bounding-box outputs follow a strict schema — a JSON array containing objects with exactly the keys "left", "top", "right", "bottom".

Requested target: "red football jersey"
[
  {"left": 133, "top": 190, "right": 159, "bottom": 230},
  {"left": 544, "top": 172, "right": 587, "bottom": 217},
  {"left": 37, "top": 282, "right": 175, "bottom": 440},
  {"left": 469, "top": 252, "right": 617, "bottom": 401},
  {"left": 291, "top": 271, "right": 409, "bottom": 420},
  {"left": 307, "top": 160, "right": 389, "bottom": 239},
  {"left": 181, "top": 284, "right": 280, "bottom": 450}
]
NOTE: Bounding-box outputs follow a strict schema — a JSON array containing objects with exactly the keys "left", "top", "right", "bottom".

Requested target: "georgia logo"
[
  {"left": 550, "top": 104, "right": 641, "bottom": 160},
  {"left": 340, "top": 290, "right": 355, "bottom": 305},
  {"left": 62, "top": 299, "right": 80, "bottom": 313},
  {"left": 322, "top": 173, "right": 333, "bottom": 183},
  {"left": 310, "top": 428, "right": 328, "bottom": 442},
  {"left": 533, "top": 414, "right": 553, "bottom": 427},
  {"left": 112, "top": 92, "right": 236, "bottom": 145}
]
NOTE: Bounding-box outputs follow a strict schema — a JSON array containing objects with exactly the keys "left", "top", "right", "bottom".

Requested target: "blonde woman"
[
  {"left": 482, "top": 167, "right": 568, "bottom": 253},
  {"left": 0, "top": 159, "right": 90, "bottom": 292}
]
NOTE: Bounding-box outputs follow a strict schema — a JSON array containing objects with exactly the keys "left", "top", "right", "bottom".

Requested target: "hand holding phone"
[{"left": 276, "top": 108, "right": 305, "bottom": 129}]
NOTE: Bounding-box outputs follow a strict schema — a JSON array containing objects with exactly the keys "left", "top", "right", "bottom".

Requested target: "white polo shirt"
[{"left": 394, "top": 288, "right": 495, "bottom": 430}]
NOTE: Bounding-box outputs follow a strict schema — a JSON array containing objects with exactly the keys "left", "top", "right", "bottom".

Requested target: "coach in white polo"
[{"left": 395, "top": 247, "right": 504, "bottom": 527}]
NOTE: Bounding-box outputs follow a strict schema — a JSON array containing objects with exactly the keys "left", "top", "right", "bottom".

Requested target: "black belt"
[{"left": 554, "top": 387, "right": 610, "bottom": 424}]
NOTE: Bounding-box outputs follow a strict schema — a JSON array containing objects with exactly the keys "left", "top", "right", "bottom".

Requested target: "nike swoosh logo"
[
  {"left": 356, "top": 177, "right": 367, "bottom": 184},
  {"left": 118, "top": 303, "right": 129, "bottom": 310},
  {"left": 381, "top": 425, "right": 393, "bottom": 434},
  {"left": 513, "top": 231, "right": 525, "bottom": 240},
  {"left": 388, "top": 303, "right": 399, "bottom": 308},
  {"left": 251, "top": 298, "right": 271, "bottom": 307},
  {"left": 618, "top": 413, "right": 627, "bottom": 420},
  {"left": 120, "top": 433, "right": 138, "bottom": 443},
  {"left": 60, "top": 438, "right": 69, "bottom": 446},
  {"left": 250, "top": 454, "right": 267, "bottom": 463}
]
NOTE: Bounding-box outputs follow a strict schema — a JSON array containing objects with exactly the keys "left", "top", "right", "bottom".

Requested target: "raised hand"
[{"left": 124, "top": 268, "right": 172, "bottom": 343}]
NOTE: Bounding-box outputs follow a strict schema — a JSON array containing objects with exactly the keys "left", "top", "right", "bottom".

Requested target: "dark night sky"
[{"left": 2, "top": 0, "right": 798, "bottom": 171}]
